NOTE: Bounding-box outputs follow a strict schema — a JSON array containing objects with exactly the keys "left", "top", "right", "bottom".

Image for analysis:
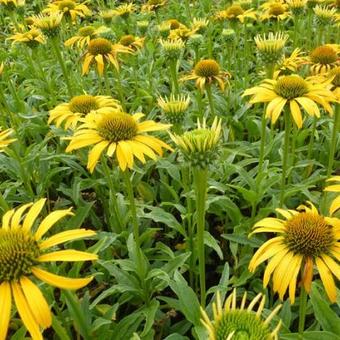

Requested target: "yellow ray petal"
[
  {"left": 10, "top": 203, "right": 33, "bottom": 229},
  {"left": 329, "top": 196, "right": 340, "bottom": 216},
  {"left": 32, "top": 267, "right": 93, "bottom": 290},
  {"left": 0, "top": 282, "right": 11, "bottom": 340},
  {"left": 39, "top": 229, "right": 96, "bottom": 250},
  {"left": 263, "top": 248, "right": 289, "bottom": 287},
  {"left": 87, "top": 140, "right": 109, "bottom": 173},
  {"left": 290, "top": 100, "right": 303, "bottom": 129},
  {"left": 275, "top": 208, "right": 293, "bottom": 220},
  {"left": 20, "top": 277, "right": 51, "bottom": 329},
  {"left": 22, "top": 199, "right": 46, "bottom": 232},
  {"left": 321, "top": 254, "right": 340, "bottom": 280},
  {"left": 11, "top": 281, "right": 43, "bottom": 340},
  {"left": 117, "top": 140, "right": 134, "bottom": 169},
  {"left": 38, "top": 250, "right": 98, "bottom": 262},
  {"left": 315, "top": 257, "right": 337, "bottom": 303},
  {"left": 116, "top": 142, "right": 128, "bottom": 171},
  {"left": 2, "top": 209, "right": 15, "bottom": 230},
  {"left": 35, "top": 209, "right": 74, "bottom": 241}
]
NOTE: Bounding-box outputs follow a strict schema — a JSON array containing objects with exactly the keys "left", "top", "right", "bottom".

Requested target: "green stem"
[
  {"left": 305, "top": 117, "right": 317, "bottom": 178},
  {"left": 193, "top": 167, "right": 208, "bottom": 307},
  {"left": 326, "top": 104, "right": 339, "bottom": 177},
  {"left": 122, "top": 169, "right": 140, "bottom": 247},
  {"left": 298, "top": 287, "right": 308, "bottom": 335},
  {"left": 169, "top": 59, "right": 179, "bottom": 95},
  {"left": 257, "top": 113, "right": 267, "bottom": 177},
  {"left": 51, "top": 37, "right": 74, "bottom": 97},
  {"left": 114, "top": 68, "right": 126, "bottom": 110},
  {"left": 280, "top": 111, "right": 291, "bottom": 207},
  {"left": 104, "top": 70, "right": 111, "bottom": 96},
  {"left": 205, "top": 84, "right": 215, "bottom": 116}
]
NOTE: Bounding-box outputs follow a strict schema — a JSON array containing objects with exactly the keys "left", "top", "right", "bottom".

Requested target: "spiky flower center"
[
  {"left": 120, "top": 35, "right": 135, "bottom": 46},
  {"left": 58, "top": 0, "right": 76, "bottom": 11},
  {"left": 97, "top": 112, "right": 138, "bottom": 142},
  {"left": 69, "top": 95, "right": 99, "bottom": 114},
  {"left": 226, "top": 5, "right": 245, "bottom": 16},
  {"left": 0, "top": 229, "right": 40, "bottom": 282},
  {"left": 215, "top": 310, "right": 272, "bottom": 340},
  {"left": 168, "top": 19, "right": 181, "bottom": 30},
  {"left": 269, "top": 3, "right": 285, "bottom": 15},
  {"left": 274, "top": 75, "right": 308, "bottom": 99},
  {"left": 195, "top": 59, "right": 220, "bottom": 77},
  {"left": 149, "top": 0, "right": 163, "bottom": 5},
  {"left": 78, "top": 26, "right": 95, "bottom": 37},
  {"left": 310, "top": 46, "right": 337, "bottom": 65},
  {"left": 284, "top": 212, "right": 334, "bottom": 257},
  {"left": 88, "top": 38, "right": 112, "bottom": 55}
]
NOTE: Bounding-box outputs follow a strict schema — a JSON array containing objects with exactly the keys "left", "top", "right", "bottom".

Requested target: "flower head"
[
  {"left": 159, "top": 38, "right": 185, "bottom": 60},
  {"left": 274, "top": 48, "right": 305, "bottom": 77},
  {"left": 170, "top": 117, "right": 222, "bottom": 168},
  {"left": 0, "top": 128, "right": 16, "bottom": 151},
  {"left": 309, "top": 45, "right": 339, "bottom": 74},
  {"left": 82, "top": 38, "right": 131, "bottom": 76},
  {"left": 43, "top": 0, "right": 91, "bottom": 22},
  {"left": 112, "top": 3, "right": 136, "bottom": 18},
  {"left": 0, "top": 198, "right": 97, "bottom": 339},
  {"left": 65, "top": 25, "right": 109, "bottom": 48},
  {"left": 215, "top": 4, "right": 257, "bottom": 23},
  {"left": 48, "top": 94, "right": 122, "bottom": 129},
  {"left": 158, "top": 94, "right": 190, "bottom": 124},
  {"left": 255, "top": 32, "right": 289, "bottom": 66},
  {"left": 249, "top": 199, "right": 340, "bottom": 303},
  {"left": 182, "top": 59, "right": 230, "bottom": 92},
  {"left": 313, "top": 5, "right": 337, "bottom": 25},
  {"left": 0, "top": 0, "right": 24, "bottom": 10},
  {"left": 66, "top": 110, "right": 172, "bottom": 172},
  {"left": 243, "top": 74, "right": 335, "bottom": 128},
  {"left": 7, "top": 28, "right": 45, "bottom": 48},
  {"left": 201, "top": 289, "right": 282, "bottom": 340},
  {"left": 31, "top": 13, "right": 63, "bottom": 37},
  {"left": 119, "top": 35, "right": 145, "bottom": 52},
  {"left": 286, "top": 0, "right": 307, "bottom": 15},
  {"left": 260, "top": 1, "right": 290, "bottom": 21},
  {"left": 142, "top": 0, "right": 167, "bottom": 12}
]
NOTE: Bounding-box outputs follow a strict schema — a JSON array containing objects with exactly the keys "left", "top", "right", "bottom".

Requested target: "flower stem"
[
  {"left": 305, "top": 117, "right": 317, "bottom": 178},
  {"left": 298, "top": 287, "right": 308, "bottom": 335},
  {"left": 193, "top": 167, "right": 208, "bottom": 307},
  {"left": 326, "top": 103, "right": 339, "bottom": 177},
  {"left": 51, "top": 37, "right": 74, "bottom": 97},
  {"left": 169, "top": 59, "right": 179, "bottom": 95},
  {"left": 257, "top": 113, "right": 267, "bottom": 177},
  {"left": 280, "top": 111, "right": 291, "bottom": 207},
  {"left": 205, "top": 84, "right": 215, "bottom": 116},
  {"left": 122, "top": 169, "right": 140, "bottom": 247}
]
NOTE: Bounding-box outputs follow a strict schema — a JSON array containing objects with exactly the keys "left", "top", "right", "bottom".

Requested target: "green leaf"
[
  {"left": 280, "top": 331, "right": 340, "bottom": 340},
  {"left": 204, "top": 231, "right": 223, "bottom": 259},
  {"left": 310, "top": 283, "right": 340, "bottom": 334}
]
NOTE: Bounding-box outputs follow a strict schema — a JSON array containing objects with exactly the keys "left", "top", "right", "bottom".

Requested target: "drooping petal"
[
  {"left": 0, "top": 282, "right": 11, "bottom": 340},
  {"left": 315, "top": 257, "right": 337, "bottom": 303},
  {"left": 22, "top": 199, "right": 47, "bottom": 232},
  {"left": 38, "top": 250, "right": 98, "bottom": 262},
  {"left": 87, "top": 140, "right": 110, "bottom": 173}
]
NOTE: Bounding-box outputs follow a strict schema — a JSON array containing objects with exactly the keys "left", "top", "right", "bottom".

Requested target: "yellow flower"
[
  {"left": 248, "top": 200, "right": 340, "bottom": 303},
  {"left": 191, "top": 17, "right": 209, "bottom": 33},
  {"left": 7, "top": 28, "right": 45, "bottom": 47},
  {"left": 243, "top": 74, "right": 335, "bottom": 128},
  {"left": 65, "top": 110, "right": 172, "bottom": 172},
  {"left": 112, "top": 3, "right": 136, "bottom": 18},
  {"left": 325, "top": 177, "right": 340, "bottom": 215},
  {"left": 82, "top": 38, "right": 132, "bottom": 76},
  {"left": 31, "top": 13, "right": 63, "bottom": 37},
  {"left": 0, "top": 198, "right": 97, "bottom": 339},
  {"left": 313, "top": 4, "right": 337, "bottom": 24},
  {"left": 201, "top": 289, "right": 282, "bottom": 340},
  {"left": 48, "top": 94, "right": 122, "bottom": 129},
  {"left": 119, "top": 35, "right": 145, "bottom": 52},
  {"left": 286, "top": 0, "right": 307, "bottom": 15},
  {"left": 43, "top": 0, "right": 91, "bottom": 22},
  {"left": 214, "top": 4, "right": 257, "bottom": 23},
  {"left": 65, "top": 25, "right": 109, "bottom": 48},
  {"left": 142, "top": 0, "right": 167, "bottom": 12},
  {"left": 0, "top": 128, "right": 16, "bottom": 151},
  {"left": 158, "top": 94, "right": 190, "bottom": 124},
  {"left": 274, "top": 48, "right": 305, "bottom": 77},
  {"left": 308, "top": 45, "right": 339, "bottom": 75},
  {"left": 260, "top": 1, "right": 290, "bottom": 21},
  {"left": 181, "top": 59, "right": 231, "bottom": 92},
  {"left": 0, "top": 0, "right": 24, "bottom": 9}
]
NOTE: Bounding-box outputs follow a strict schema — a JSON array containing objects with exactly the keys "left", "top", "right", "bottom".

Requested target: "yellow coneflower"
[
  {"left": 159, "top": 38, "right": 185, "bottom": 60},
  {"left": 170, "top": 117, "right": 222, "bottom": 168},
  {"left": 0, "top": 128, "right": 16, "bottom": 151},
  {"left": 254, "top": 32, "right": 289, "bottom": 66},
  {"left": 64, "top": 25, "right": 109, "bottom": 48},
  {"left": 201, "top": 290, "right": 282, "bottom": 340},
  {"left": 260, "top": 1, "right": 290, "bottom": 21},
  {"left": 243, "top": 74, "right": 335, "bottom": 128},
  {"left": 191, "top": 17, "right": 209, "bottom": 33},
  {"left": 119, "top": 35, "right": 145, "bottom": 52},
  {"left": 214, "top": 4, "right": 257, "bottom": 23},
  {"left": 142, "top": 0, "right": 167, "bottom": 12},
  {"left": 0, "top": 198, "right": 97, "bottom": 339},
  {"left": 249, "top": 199, "right": 340, "bottom": 303},
  {"left": 112, "top": 3, "right": 136, "bottom": 18},
  {"left": 31, "top": 13, "right": 63, "bottom": 37},
  {"left": 313, "top": 4, "right": 337, "bottom": 24},
  {"left": 48, "top": 94, "right": 122, "bottom": 129},
  {"left": 286, "top": 0, "right": 307, "bottom": 15},
  {"left": 65, "top": 110, "right": 172, "bottom": 172},
  {"left": 100, "top": 9, "right": 114, "bottom": 24},
  {"left": 308, "top": 45, "right": 339, "bottom": 75},
  {"left": 7, "top": 28, "right": 45, "bottom": 48},
  {"left": 82, "top": 38, "right": 131, "bottom": 76},
  {"left": 181, "top": 59, "right": 230, "bottom": 92},
  {"left": 168, "top": 26, "right": 197, "bottom": 41},
  {"left": 325, "top": 177, "right": 340, "bottom": 215},
  {"left": 274, "top": 48, "right": 305, "bottom": 77},
  {"left": 158, "top": 94, "right": 190, "bottom": 124},
  {"left": 43, "top": 0, "right": 91, "bottom": 22},
  {"left": 327, "top": 66, "right": 340, "bottom": 100},
  {"left": 0, "top": 0, "right": 24, "bottom": 10}
]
